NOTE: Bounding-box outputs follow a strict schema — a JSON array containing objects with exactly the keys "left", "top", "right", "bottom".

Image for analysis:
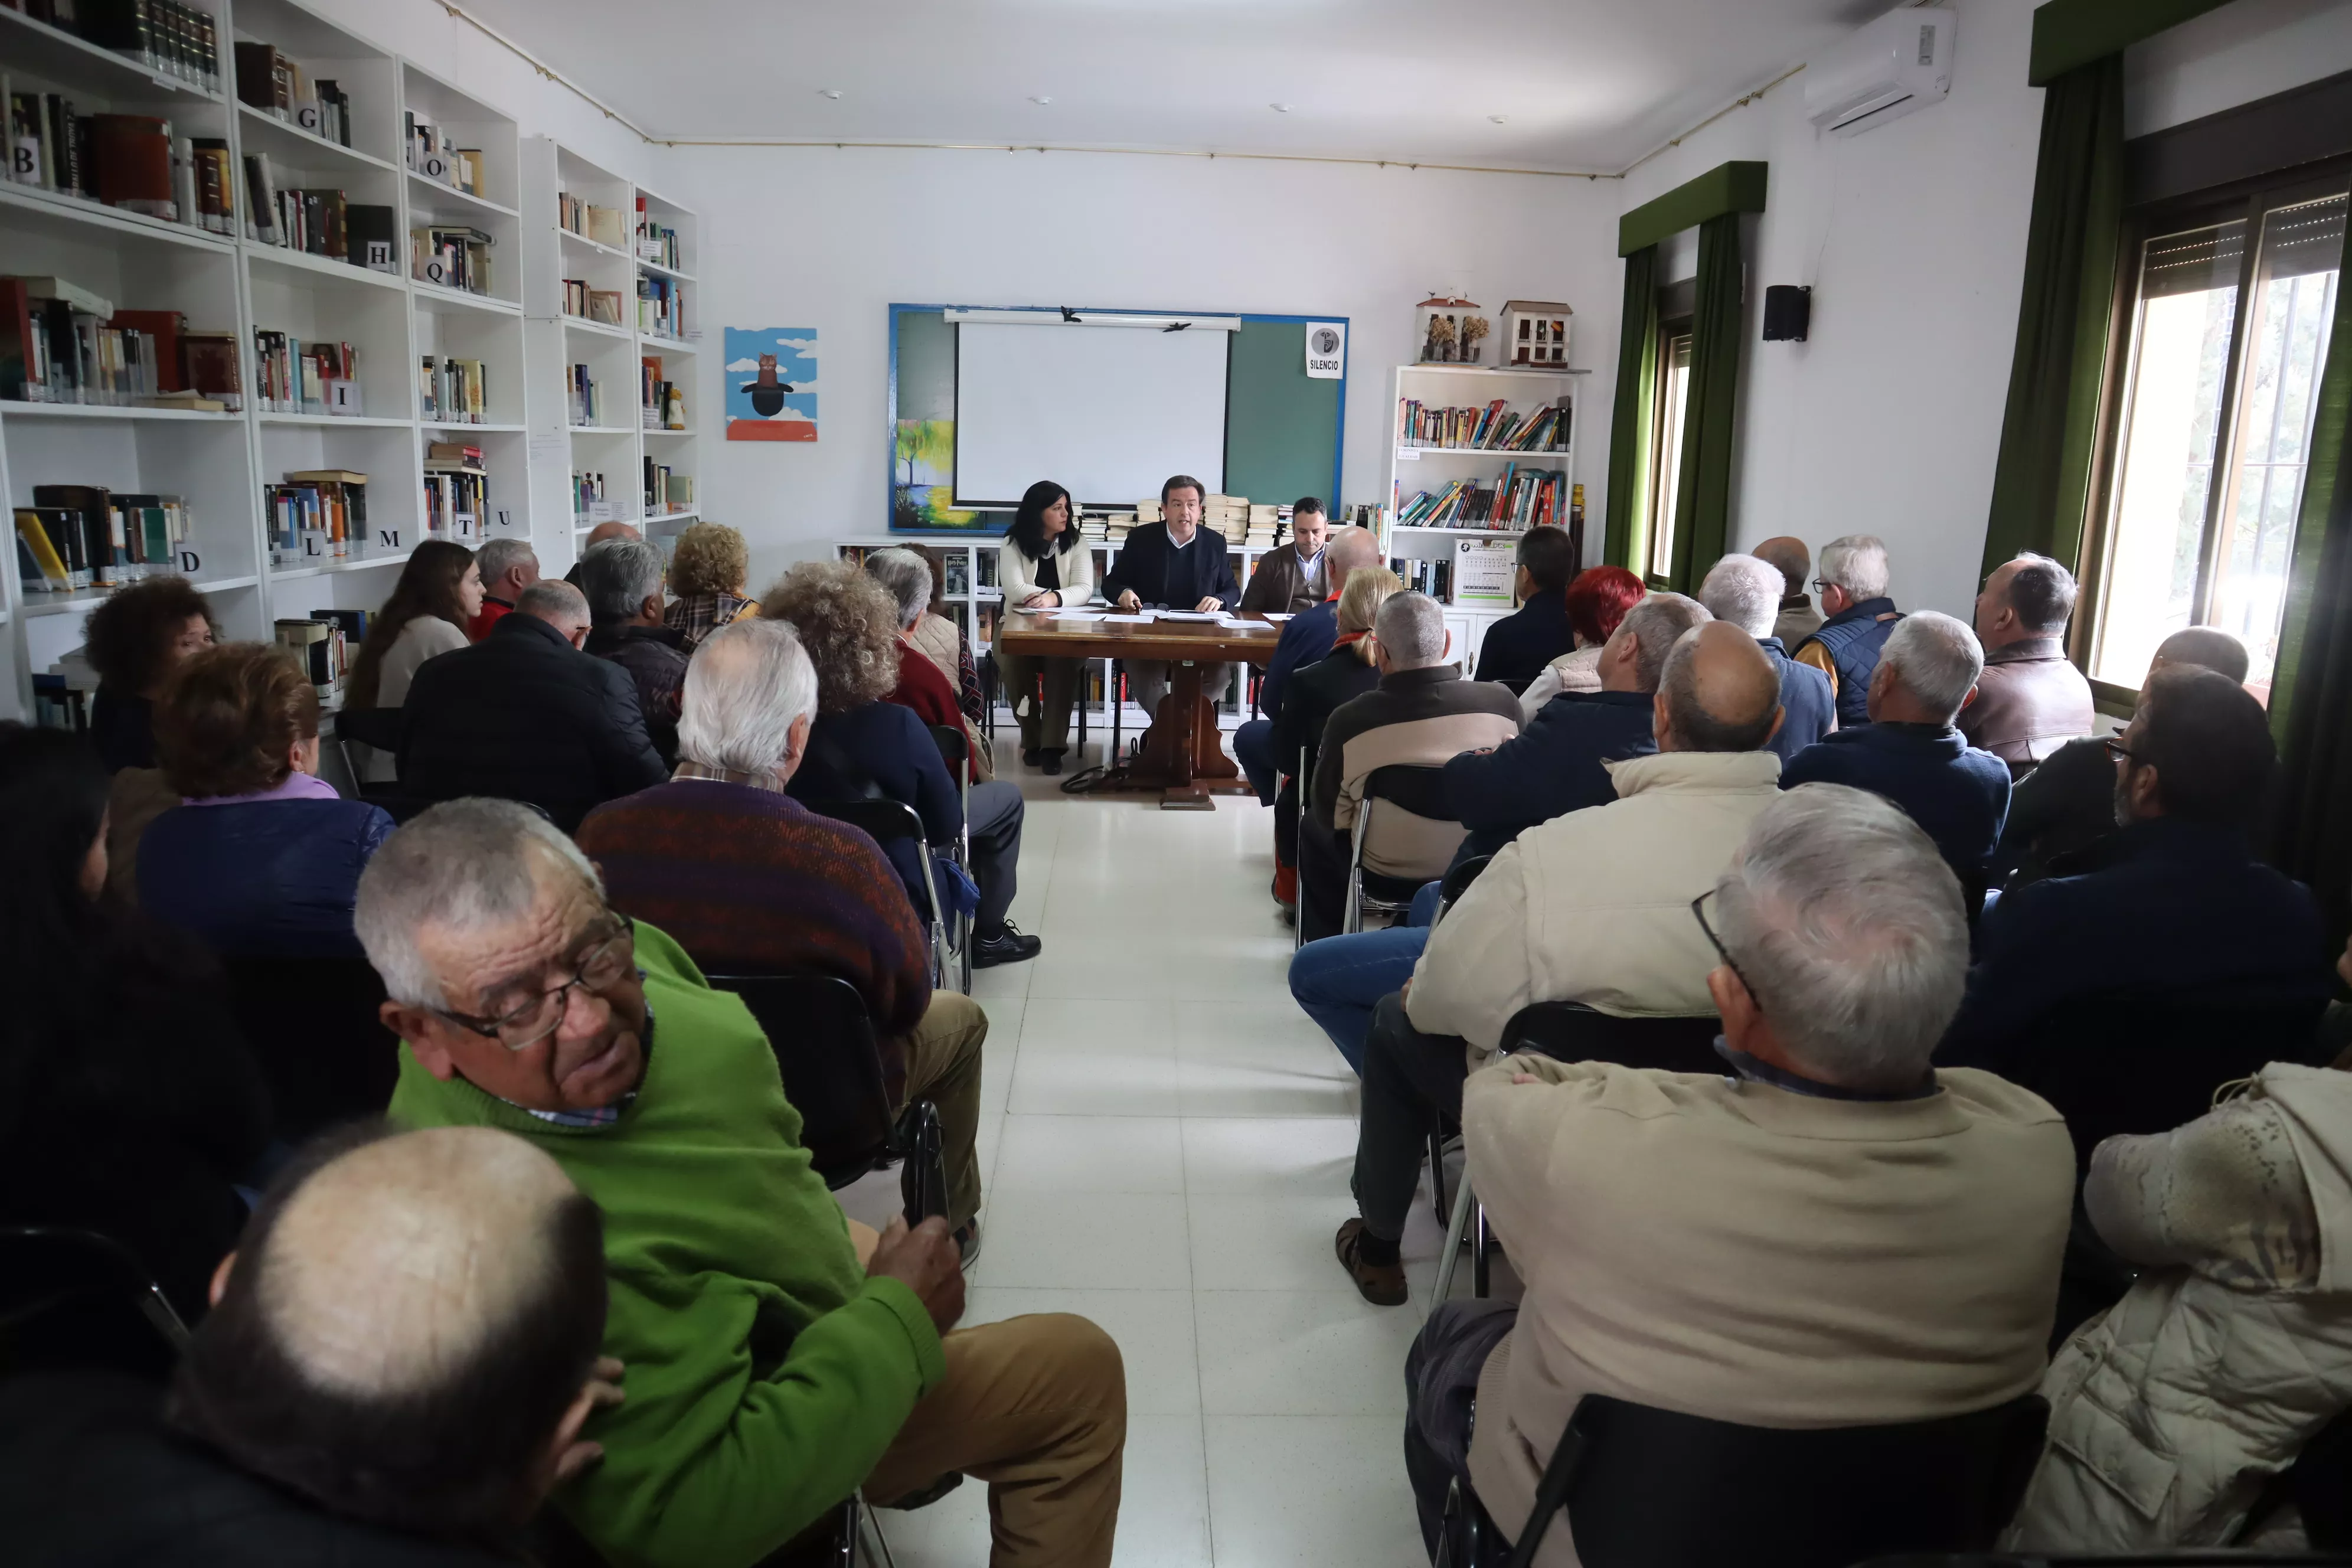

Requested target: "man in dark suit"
[
  {"left": 1240, "top": 498, "right": 1332, "bottom": 616},
  {"left": 1470, "top": 525, "right": 1579, "bottom": 691},
  {"left": 1105, "top": 473, "right": 1242, "bottom": 721},
  {"left": 400, "top": 579, "right": 668, "bottom": 832}
]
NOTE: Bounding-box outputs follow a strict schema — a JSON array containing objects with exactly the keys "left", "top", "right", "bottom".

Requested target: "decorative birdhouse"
[
  {"left": 1416, "top": 294, "right": 1480, "bottom": 364},
  {"left": 1501, "top": 300, "right": 1573, "bottom": 368}
]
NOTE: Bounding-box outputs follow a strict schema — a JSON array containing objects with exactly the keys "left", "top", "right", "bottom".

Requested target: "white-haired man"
[
  {"left": 1794, "top": 534, "right": 1903, "bottom": 730},
  {"left": 1699, "top": 551, "right": 1836, "bottom": 764},
  {"left": 1964, "top": 553, "right": 2095, "bottom": 776},
  {"left": 1781, "top": 611, "right": 2011, "bottom": 891},
  {"left": 365, "top": 798, "right": 1126, "bottom": 1568},
  {"left": 577, "top": 616, "right": 990, "bottom": 1249},
  {"left": 469, "top": 535, "right": 540, "bottom": 641},
  {"left": 1403, "top": 786, "right": 2074, "bottom": 1566},
  {"left": 579, "top": 538, "right": 690, "bottom": 767}
]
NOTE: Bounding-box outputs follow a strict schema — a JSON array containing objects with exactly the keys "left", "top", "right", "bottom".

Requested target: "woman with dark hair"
[
  {"left": 1517, "top": 565, "right": 1648, "bottom": 721},
  {"left": 997, "top": 480, "right": 1095, "bottom": 772},
  {"left": 82, "top": 576, "right": 219, "bottom": 772},
  {"left": 140, "top": 643, "right": 396, "bottom": 958},
  {"left": 344, "top": 541, "right": 484, "bottom": 712},
  {"left": 0, "top": 724, "right": 270, "bottom": 1322}
]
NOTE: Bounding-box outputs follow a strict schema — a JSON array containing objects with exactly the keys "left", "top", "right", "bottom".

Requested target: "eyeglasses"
[
  {"left": 1691, "top": 888, "right": 1762, "bottom": 1011},
  {"left": 1811, "top": 578, "right": 1832, "bottom": 595},
  {"left": 431, "top": 916, "right": 636, "bottom": 1051},
  {"left": 2102, "top": 737, "right": 2136, "bottom": 765}
]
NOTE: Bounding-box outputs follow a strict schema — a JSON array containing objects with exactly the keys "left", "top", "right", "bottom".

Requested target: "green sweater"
[{"left": 388, "top": 920, "right": 945, "bottom": 1568}]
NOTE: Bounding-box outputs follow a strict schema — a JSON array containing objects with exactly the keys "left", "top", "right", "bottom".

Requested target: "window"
[
  {"left": 2087, "top": 177, "right": 2347, "bottom": 704},
  {"left": 1647, "top": 323, "right": 1694, "bottom": 583}
]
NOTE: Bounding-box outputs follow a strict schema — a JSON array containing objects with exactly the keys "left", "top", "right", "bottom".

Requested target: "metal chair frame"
[
  {"left": 809, "top": 798, "right": 956, "bottom": 992},
  {"left": 1341, "top": 767, "right": 1453, "bottom": 936},
  {"left": 927, "top": 726, "right": 976, "bottom": 995},
  {"left": 0, "top": 1224, "right": 192, "bottom": 1379}
]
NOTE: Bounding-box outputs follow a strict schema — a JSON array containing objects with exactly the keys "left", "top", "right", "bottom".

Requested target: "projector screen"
[{"left": 953, "top": 321, "right": 1229, "bottom": 509}]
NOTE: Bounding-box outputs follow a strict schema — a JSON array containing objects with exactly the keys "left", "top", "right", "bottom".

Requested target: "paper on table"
[
  {"left": 1265, "top": 612, "right": 1294, "bottom": 622},
  {"left": 1045, "top": 610, "right": 1108, "bottom": 622},
  {"left": 1099, "top": 613, "right": 1151, "bottom": 625},
  {"left": 1154, "top": 610, "right": 1222, "bottom": 623}
]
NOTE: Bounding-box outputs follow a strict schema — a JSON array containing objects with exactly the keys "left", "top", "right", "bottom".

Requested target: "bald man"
[
  {"left": 564, "top": 520, "right": 645, "bottom": 589},
  {"left": 1332, "top": 620, "right": 1788, "bottom": 1305},
  {"left": 1754, "top": 535, "right": 1823, "bottom": 646},
  {"left": 0, "top": 1124, "right": 616, "bottom": 1563}
]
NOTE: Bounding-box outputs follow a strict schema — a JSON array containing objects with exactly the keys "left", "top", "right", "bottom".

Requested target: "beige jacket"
[
  {"left": 1515, "top": 644, "right": 1605, "bottom": 723},
  {"left": 1406, "top": 749, "right": 1782, "bottom": 1065},
  {"left": 998, "top": 538, "right": 1097, "bottom": 607},
  {"left": 2008, "top": 1064, "right": 2352, "bottom": 1552},
  {"left": 1465, "top": 1058, "right": 2075, "bottom": 1568}
]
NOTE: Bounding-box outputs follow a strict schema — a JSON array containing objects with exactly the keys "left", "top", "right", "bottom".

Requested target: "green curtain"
[
  {"left": 2267, "top": 264, "right": 2352, "bottom": 921},
  {"left": 1981, "top": 55, "right": 2125, "bottom": 578},
  {"left": 1603, "top": 244, "right": 1660, "bottom": 573},
  {"left": 1667, "top": 213, "right": 1744, "bottom": 592}
]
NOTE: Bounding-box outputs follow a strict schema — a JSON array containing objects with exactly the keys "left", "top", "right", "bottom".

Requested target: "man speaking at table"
[{"left": 1105, "top": 473, "right": 1242, "bottom": 722}]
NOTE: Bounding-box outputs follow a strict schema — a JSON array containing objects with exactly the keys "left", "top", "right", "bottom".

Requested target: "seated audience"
[
  {"left": 141, "top": 643, "right": 394, "bottom": 959},
  {"left": 864, "top": 547, "right": 992, "bottom": 783},
  {"left": 1992, "top": 626, "right": 2250, "bottom": 890},
  {"left": 400, "top": 580, "right": 668, "bottom": 834},
  {"left": 1698, "top": 552, "right": 1836, "bottom": 763},
  {"left": 1332, "top": 622, "right": 1786, "bottom": 1304},
  {"left": 579, "top": 538, "right": 691, "bottom": 768},
  {"left": 1266, "top": 566, "right": 1402, "bottom": 917},
  {"left": 345, "top": 540, "right": 484, "bottom": 713},
  {"left": 84, "top": 574, "right": 219, "bottom": 773},
  {"left": 1299, "top": 593, "right": 1521, "bottom": 943},
  {"left": 905, "top": 544, "right": 986, "bottom": 729},
  {"left": 1794, "top": 533, "right": 1903, "bottom": 729},
  {"left": 2008, "top": 1061, "right": 2352, "bottom": 1551},
  {"left": 1963, "top": 553, "right": 2095, "bottom": 776},
  {"left": 1756, "top": 534, "right": 1824, "bottom": 646},
  {"left": 1470, "top": 524, "right": 1579, "bottom": 691},
  {"left": 998, "top": 481, "right": 1097, "bottom": 772},
  {"left": 1780, "top": 612, "right": 2010, "bottom": 891},
  {"left": 0, "top": 725, "right": 268, "bottom": 1324},
  {"left": 1240, "top": 496, "right": 1334, "bottom": 616},
  {"left": 365, "top": 802, "right": 1125, "bottom": 1566},
  {"left": 563, "top": 520, "right": 642, "bottom": 587},
  {"left": 1407, "top": 786, "right": 2073, "bottom": 1562},
  {"left": 0, "top": 1123, "right": 619, "bottom": 1566},
  {"left": 1942, "top": 668, "right": 2330, "bottom": 1163},
  {"left": 1445, "top": 592, "right": 1703, "bottom": 861},
  {"left": 1234, "top": 525, "right": 1384, "bottom": 807},
  {"left": 1514, "top": 565, "right": 1647, "bottom": 721},
  {"left": 663, "top": 520, "right": 761, "bottom": 652},
  {"left": 766, "top": 562, "right": 1038, "bottom": 967},
  {"left": 578, "top": 619, "right": 991, "bottom": 1245},
  {"left": 468, "top": 536, "right": 540, "bottom": 642},
  {"left": 1105, "top": 474, "right": 1240, "bottom": 720}
]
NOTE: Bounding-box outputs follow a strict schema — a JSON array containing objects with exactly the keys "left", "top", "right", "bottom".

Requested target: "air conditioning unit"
[{"left": 1804, "top": 6, "right": 1955, "bottom": 137}]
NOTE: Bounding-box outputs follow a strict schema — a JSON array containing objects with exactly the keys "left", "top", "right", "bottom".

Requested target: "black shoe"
[
  {"left": 1022, "top": 747, "right": 1042, "bottom": 767},
  {"left": 1041, "top": 751, "right": 1063, "bottom": 776},
  {"left": 972, "top": 922, "right": 1042, "bottom": 968},
  {"left": 954, "top": 1217, "right": 982, "bottom": 1270}
]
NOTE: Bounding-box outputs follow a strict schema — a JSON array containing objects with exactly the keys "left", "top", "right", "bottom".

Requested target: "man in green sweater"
[{"left": 360, "top": 799, "right": 1125, "bottom": 1568}]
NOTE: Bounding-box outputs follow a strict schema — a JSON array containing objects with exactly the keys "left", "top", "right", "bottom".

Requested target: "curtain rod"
[
  {"left": 1617, "top": 63, "right": 1809, "bottom": 179},
  {"left": 433, "top": 1, "right": 656, "bottom": 143}
]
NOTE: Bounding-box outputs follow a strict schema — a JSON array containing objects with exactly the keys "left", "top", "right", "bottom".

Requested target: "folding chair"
[
  {"left": 1342, "top": 764, "right": 1455, "bottom": 935},
  {"left": 809, "top": 798, "right": 958, "bottom": 992},
  {"left": 0, "top": 1226, "right": 190, "bottom": 1384},
  {"left": 927, "top": 725, "right": 976, "bottom": 995},
  {"left": 220, "top": 955, "right": 402, "bottom": 1144}
]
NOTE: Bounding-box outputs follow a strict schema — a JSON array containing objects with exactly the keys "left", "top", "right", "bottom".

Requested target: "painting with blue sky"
[{"left": 724, "top": 327, "right": 818, "bottom": 441}]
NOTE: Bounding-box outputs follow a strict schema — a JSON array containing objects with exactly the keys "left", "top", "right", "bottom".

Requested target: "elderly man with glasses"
[
  {"left": 362, "top": 799, "right": 1126, "bottom": 1568},
  {"left": 1400, "top": 786, "right": 2076, "bottom": 1567}
]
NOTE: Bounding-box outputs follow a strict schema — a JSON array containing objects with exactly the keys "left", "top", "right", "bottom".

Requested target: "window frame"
[{"left": 1644, "top": 313, "right": 1696, "bottom": 590}]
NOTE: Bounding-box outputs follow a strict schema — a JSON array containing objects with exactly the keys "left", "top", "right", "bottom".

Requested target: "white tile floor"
[{"left": 835, "top": 730, "right": 1459, "bottom": 1568}]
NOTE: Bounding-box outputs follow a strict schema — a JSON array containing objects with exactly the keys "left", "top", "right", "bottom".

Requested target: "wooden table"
[{"left": 995, "top": 609, "right": 1285, "bottom": 808}]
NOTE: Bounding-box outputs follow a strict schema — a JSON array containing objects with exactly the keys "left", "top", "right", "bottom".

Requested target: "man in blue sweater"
[
  {"left": 1106, "top": 475, "right": 1241, "bottom": 722},
  {"left": 1794, "top": 534, "right": 1905, "bottom": 729},
  {"left": 1780, "top": 612, "right": 2010, "bottom": 893}
]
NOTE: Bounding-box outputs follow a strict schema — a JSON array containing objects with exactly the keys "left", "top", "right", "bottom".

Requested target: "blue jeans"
[
  {"left": 1233, "top": 718, "right": 1279, "bottom": 807},
  {"left": 1285, "top": 880, "right": 1443, "bottom": 1073}
]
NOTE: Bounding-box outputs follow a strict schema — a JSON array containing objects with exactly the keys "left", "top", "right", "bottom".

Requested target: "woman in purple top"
[{"left": 139, "top": 643, "right": 394, "bottom": 959}]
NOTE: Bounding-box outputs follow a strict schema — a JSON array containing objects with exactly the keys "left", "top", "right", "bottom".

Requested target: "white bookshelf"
[{"left": 0, "top": 0, "right": 576, "bottom": 719}]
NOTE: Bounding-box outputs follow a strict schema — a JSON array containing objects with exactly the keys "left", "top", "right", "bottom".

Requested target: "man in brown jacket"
[
  {"left": 1401, "top": 785, "right": 2074, "bottom": 1566},
  {"left": 1238, "top": 498, "right": 1332, "bottom": 616},
  {"left": 1961, "top": 553, "right": 2094, "bottom": 777}
]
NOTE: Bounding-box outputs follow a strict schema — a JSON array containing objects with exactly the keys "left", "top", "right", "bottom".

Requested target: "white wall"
[{"left": 659, "top": 149, "right": 1626, "bottom": 587}]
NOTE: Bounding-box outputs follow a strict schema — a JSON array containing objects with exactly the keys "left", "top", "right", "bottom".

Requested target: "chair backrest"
[
  {"left": 929, "top": 722, "right": 969, "bottom": 783},
  {"left": 1355, "top": 762, "right": 1466, "bottom": 883},
  {"left": 811, "top": 796, "right": 927, "bottom": 851},
  {"left": 220, "top": 956, "right": 403, "bottom": 1143},
  {"left": 1544, "top": 1391, "right": 2048, "bottom": 1568},
  {"left": 0, "top": 1226, "right": 190, "bottom": 1384},
  {"left": 1438, "top": 853, "right": 1492, "bottom": 920},
  {"left": 332, "top": 706, "right": 403, "bottom": 753},
  {"left": 704, "top": 974, "right": 894, "bottom": 1188},
  {"left": 1500, "top": 1001, "right": 1724, "bottom": 1076}
]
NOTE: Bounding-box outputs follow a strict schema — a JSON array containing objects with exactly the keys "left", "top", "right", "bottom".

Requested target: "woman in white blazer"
[{"left": 997, "top": 480, "right": 1096, "bottom": 773}]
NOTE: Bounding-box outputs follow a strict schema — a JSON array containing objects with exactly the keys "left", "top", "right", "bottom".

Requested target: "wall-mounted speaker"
[{"left": 1762, "top": 285, "right": 1812, "bottom": 342}]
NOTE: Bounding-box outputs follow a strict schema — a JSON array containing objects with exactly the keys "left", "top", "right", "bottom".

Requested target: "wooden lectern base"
[{"left": 1125, "top": 662, "right": 1246, "bottom": 809}]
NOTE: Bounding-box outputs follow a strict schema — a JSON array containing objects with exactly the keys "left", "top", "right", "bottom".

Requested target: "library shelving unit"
[
  {"left": 520, "top": 138, "right": 698, "bottom": 569},
  {"left": 1383, "top": 361, "right": 1589, "bottom": 670},
  {"left": 0, "top": 0, "right": 572, "bottom": 720}
]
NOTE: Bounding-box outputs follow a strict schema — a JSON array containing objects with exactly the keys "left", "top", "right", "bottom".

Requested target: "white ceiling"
[{"left": 462, "top": 0, "right": 1890, "bottom": 174}]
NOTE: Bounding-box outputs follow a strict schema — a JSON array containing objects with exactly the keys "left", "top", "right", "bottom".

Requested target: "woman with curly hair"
[
  {"left": 663, "top": 521, "right": 760, "bottom": 652},
  {"left": 83, "top": 576, "right": 220, "bottom": 772},
  {"left": 763, "top": 560, "right": 1038, "bottom": 968}
]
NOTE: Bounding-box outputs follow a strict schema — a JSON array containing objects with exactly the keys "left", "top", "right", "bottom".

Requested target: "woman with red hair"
[{"left": 1517, "top": 566, "right": 1646, "bottom": 721}]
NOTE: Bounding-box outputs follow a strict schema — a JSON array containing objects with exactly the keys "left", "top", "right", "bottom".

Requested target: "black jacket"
[
  {"left": 1471, "top": 590, "right": 1575, "bottom": 691},
  {"left": 399, "top": 612, "right": 668, "bottom": 834},
  {"left": 1988, "top": 734, "right": 2113, "bottom": 889},
  {"left": 1102, "top": 522, "right": 1239, "bottom": 611},
  {"left": 584, "top": 622, "right": 690, "bottom": 768},
  {"left": 0, "top": 1371, "right": 522, "bottom": 1567},
  {"left": 788, "top": 700, "right": 963, "bottom": 916},
  {"left": 1443, "top": 688, "right": 1657, "bottom": 858},
  {"left": 1272, "top": 642, "right": 1381, "bottom": 792}
]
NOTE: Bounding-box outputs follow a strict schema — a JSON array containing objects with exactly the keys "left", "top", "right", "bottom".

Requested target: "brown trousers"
[
  {"left": 898, "top": 991, "right": 988, "bottom": 1231},
  {"left": 865, "top": 1313, "right": 1127, "bottom": 1568}
]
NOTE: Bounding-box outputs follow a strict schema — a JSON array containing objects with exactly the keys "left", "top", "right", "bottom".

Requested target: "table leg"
[{"left": 1133, "top": 661, "right": 1243, "bottom": 809}]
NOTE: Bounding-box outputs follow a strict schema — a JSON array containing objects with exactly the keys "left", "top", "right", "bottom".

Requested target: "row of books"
[
  {"left": 264, "top": 469, "right": 367, "bottom": 564},
  {"left": 1389, "top": 556, "right": 1456, "bottom": 600},
  {"left": 413, "top": 226, "right": 493, "bottom": 295},
  {"left": 420, "top": 355, "right": 488, "bottom": 424},
  {"left": 4, "top": 94, "right": 229, "bottom": 233},
  {"left": 233, "top": 43, "right": 352, "bottom": 148},
  {"left": 563, "top": 279, "right": 624, "bottom": 325},
  {"left": 403, "top": 113, "right": 485, "bottom": 198},
  {"left": 276, "top": 612, "right": 367, "bottom": 697},
  {"left": 637, "top": 275, "right": 685, "bottom": 339},
  {"left": 643, "top": 457, "right": 690, "bottom": 512},
  {"left": 254, "top": 332, "right": 359, "bottom": 416},
  {"left": 1395, "top": 466, "right": 1573, "bottom": 530},
  {"left": 11, "top": 0, "right": 220, "bottom": 93},
  {"left": 640, "top": 356, "right": 684, "bottom": 430},
  {"left": 245, "top": 166, "right": 398, "bottom": 270},
  {"left": 566, "top": 362, "right": 602, "bottom": 427},
  {"left": 14, "top": 487, "right": 191, "bottom": 592},
  {"left": 571, "top": 469, "right": 611, "bottom": 518},
  {"left": 1397, "top": 398, "right": 1570, "bottom": 452},
  {"left": 559, "top": 194, "right": 628, "bottom": 250},
  {"left": 636, "top": 201, "right": 682, "bottom": 271},
  {"left": 1, "top": 276, "right": 233, "bottom": 409},
  {"left": 422, "top": 442, "right": 484, "bottom": 544}
]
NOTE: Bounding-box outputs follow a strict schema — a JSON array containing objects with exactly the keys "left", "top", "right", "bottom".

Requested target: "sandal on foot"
[{"left": 1334, "top": 1218, "right": 1407, "bottom": 1306}]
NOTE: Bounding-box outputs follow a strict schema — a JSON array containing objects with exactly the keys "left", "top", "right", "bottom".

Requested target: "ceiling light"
[
  {"left": 1488, "top": 113, "right": 1509, "bottom": 124},
  {"left": 1030, "top": 95, "right": 1053, "bottom": 105},
  {"left": 818, "top": 89, "right": 842, "bottom": 100},
  {"left": 1270, "top": 103, "right": 1292, "bottom": 113}
]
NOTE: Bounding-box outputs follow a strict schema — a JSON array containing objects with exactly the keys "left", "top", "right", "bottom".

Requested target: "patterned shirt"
[{"left": 664, "top": 592, "right": 758, "bottom": 654}]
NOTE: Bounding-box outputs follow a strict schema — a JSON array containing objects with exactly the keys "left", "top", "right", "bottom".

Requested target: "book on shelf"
[
  {"left": 266, "top": 469, "right": 366, "bottom": 565},
  {"left": 19, "top": 0, "right": 222, "bottom": 93},
  {"left": 567, "top": 362, "right": 601, "bottom": 427},
  {"left": 587, "top": 289, "right": 623, "bottom": 326},
  {"left": 570, "top": 469, "right": 609, "bottom": 518},
  {"left": 16, "top": 485, "right": 192, "bottom": 589},
  {"left": 558, "top": 194, "right": 629, "bottom": 249},
  {"left": 1386, "top": 556, "right": 1455, "bottom": 600},
  {"left": 411, "top": 226, "right": 493, "bottom": 294},
  {"left": 419, "top": 356, "right": 487, "bottom": 424},
  {"left": 634, "top": 198, "right": 681, "bottom": 270},
  {"left": 183, "top": 329, "right": 241, "bottom": 410},
  {"left": 422, "top": 463, "right": 485, "bottom": 545},
  {"left": 254, "top": 332, "right": 358, "bottom": 415},
  {"left": 642, "top": 458, "right": 690, "bottom": 513},
  {"left": 403, "top": 114, "right": 455, "bottom": 185},
  {"left": 1, "top": 280, "right": 224, "bottom": 406},
  {"left": 346, "top": 203, "right": 397, "bottom": 273},
  {"left": 639, "top": 356, "right": 685, "bottom": 430},
  {"left": 1396, "top": 397, "right": 1570, "bottom": 452},
  {"left": 233, "top": 44, "right": 353, "bottom": 146},
  {"left": 636, "top": 273, "right": 684, "bottom": 338},
  {"left": 274, "top": 617, "right": 350, "bottom": 697}
]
